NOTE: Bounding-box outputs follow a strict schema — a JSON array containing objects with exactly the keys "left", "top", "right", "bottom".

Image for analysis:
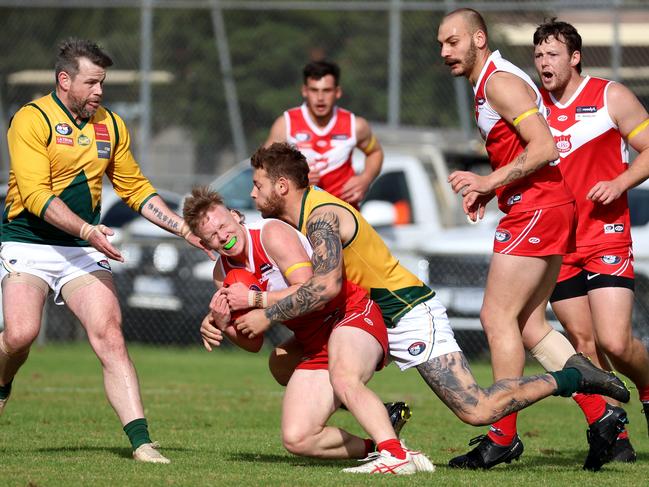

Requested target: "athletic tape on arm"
[
  {"left": 512, "top": 108, "right": 539, "bottom": 127},
  {"left": 628, "top": 118, "right": 649, "bottom": 140}
]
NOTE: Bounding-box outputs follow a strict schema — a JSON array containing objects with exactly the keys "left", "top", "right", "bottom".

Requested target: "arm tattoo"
[
  {"left": 416, "top": 352, "right": 555, "bottom": 423},
  {"left": 263, "top": 212, "right": 343, "bottom": 323},
  {"left": 145, "top": 201, "right": 181, "bottom": 232}
]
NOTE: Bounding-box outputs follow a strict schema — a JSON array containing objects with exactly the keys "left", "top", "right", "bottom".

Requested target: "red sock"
[
  {"left": 487, "top": 413, "right": 518, "bottom": 446},
  {"left": 638, "top": 385, "right": 649, "bottom": 402},
  {"left": 573, "top": 393, "right": 607, "bottom": 425},
  {"left": 377, "top": 438, "right": 406, "bottom": 460},
  {"left": 363, "top": 439, "right": 375, "bottom": 457},
  {"left": 618, "top": 430, "right": 629, "bottom": 440}
]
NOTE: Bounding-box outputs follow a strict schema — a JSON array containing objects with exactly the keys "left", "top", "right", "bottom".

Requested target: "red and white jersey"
[
  {"left": 217, "top": 219, "right": 365, "bottom": 351},
  {"left": 541, "top": 76, "right": 631, "bottom": 247},
  {"left": 285, "top": 104, "right": 356, "bottom": 200},
  {"left": 474, "top": 50, "right": 573, "bottom": 214}
]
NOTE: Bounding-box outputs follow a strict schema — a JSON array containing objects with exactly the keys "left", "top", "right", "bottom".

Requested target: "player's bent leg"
[
  {"left": 328, "top": 326, "right": 394, "bottom": 445},
  {"left": 0, "top": 273, "right": 49, "bottom": 415},
  {"left": 269, "top": 336, "right": 302, "bottom": 387},
  {"left": 282, "top": 369, "right": 365, "bottom": 459}
]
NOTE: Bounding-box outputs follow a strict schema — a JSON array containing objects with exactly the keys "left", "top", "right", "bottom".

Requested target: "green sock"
[
  {"left": 0, "top": 379, "right": 13, "bottom": 400},
  {"left": 123, "top": 418, "right": 151, "bottom": 450},
  {"left": 549, "top": 368, "right": 581, "bottom": 397}
]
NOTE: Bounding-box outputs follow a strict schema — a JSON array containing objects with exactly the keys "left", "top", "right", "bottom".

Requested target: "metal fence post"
[
  {"left": 211, "top": 0, "right": 247, "bottom": 161},
  {"left": 138, "top": 0, "right": 153, "bottom": 171},
  {"left": 388, "top": 0, "right": 402, "bottom": 128}
]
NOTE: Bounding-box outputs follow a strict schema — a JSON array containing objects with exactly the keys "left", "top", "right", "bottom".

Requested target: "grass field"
[{"left": 0, "top": 343, "right": 646, "bottom": 486}]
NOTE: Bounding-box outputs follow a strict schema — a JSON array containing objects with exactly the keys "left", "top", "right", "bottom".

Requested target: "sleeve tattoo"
[{"left": 263, "top": 212, "right": 343, "bottom": 323}]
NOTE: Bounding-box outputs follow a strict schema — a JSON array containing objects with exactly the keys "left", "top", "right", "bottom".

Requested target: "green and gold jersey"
[
  {"left": 298, "top": 186, "right": 434, "bottom": 327},
  {"left": 3, "top": 92, "right": 157, "bottom": 246}
]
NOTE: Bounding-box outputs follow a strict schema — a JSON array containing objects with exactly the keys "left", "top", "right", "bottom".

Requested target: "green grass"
[{"left": 0, "top": 343, "right": 646, "bottom": 486}]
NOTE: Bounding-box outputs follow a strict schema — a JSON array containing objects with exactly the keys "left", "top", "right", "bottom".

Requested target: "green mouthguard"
[{"left": 223, "top": 236, "right": 237, "bottom": 250}]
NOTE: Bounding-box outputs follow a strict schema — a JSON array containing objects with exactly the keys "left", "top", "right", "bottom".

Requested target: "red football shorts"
[
  {"left": 557, "top": 243, "right": 634, "bottom": 282},
  {"left": 493, "top": 202, "right": 576, "bottom": 256},
  {"left": 296, "top": 297, "right": 389, "bottom": 372}
]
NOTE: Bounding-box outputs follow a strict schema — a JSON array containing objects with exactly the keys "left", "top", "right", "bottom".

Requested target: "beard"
[
  {"left": 69, "top": 92, "right": 99, "bottom": 120},
  {"left": 257, "top": 190, "right": 284, "bottom": 219}
]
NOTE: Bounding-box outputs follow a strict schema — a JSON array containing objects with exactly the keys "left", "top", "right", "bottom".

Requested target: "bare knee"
[
  {"left": 88, "top": 318, "right": 128, "bottom": 362},
  {"left": 2, "top": 327, "right": 38, "bottom": 353},
  {"left": 598, "top": 335, "right": 631, "bottom": 361},
  {"left": 282, "top": 427, "right": 317, "bottom": 457},
  {"left": 453, "top": 405, "right": 494, "bottom": 426},
  {"left": 329, "top": 369, "right": 360, "bottom": 403}
]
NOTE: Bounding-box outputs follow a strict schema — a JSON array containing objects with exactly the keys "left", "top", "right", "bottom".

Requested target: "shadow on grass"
[
  {"left": 436, "top": 448, "right": 648, "bottom": 472},
  {"left": 229, "top": 451, "right": 352, "bottom": 468},
  {"left": 31, "top": 445, "right": 194, "bottom": 460}
]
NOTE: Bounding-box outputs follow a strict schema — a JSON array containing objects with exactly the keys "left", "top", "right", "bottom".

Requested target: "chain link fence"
[{"left": 1, "top": 0, "right": 649, "bottom": 357}]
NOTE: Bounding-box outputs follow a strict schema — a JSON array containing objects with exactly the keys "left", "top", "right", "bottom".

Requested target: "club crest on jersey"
[
  {"left": 408, "top": 342, "right": 426, "bottom": 356},
  {"left": 555, "top": 134, "right": 572, "bottom": 153},
  {"left": 77, "top": 134, "right": 91, "bottom": 146},
  {"left": 97, "top": 259, "right": 111, "bottom": 270},
  {"left": 495, "top": 229, "right": 511, "bottom": 242},
  {"left": 506, "top": 193, "right": 522, "bottom": 206},
  {"left": 602, "top": 255, "right": 621, "bottom": 265},
  {"left": 603, "top": 223, "right": 624, "bottom": 234},
  {"left": 295, "top": 132, "right": 310, "bottom": 142},
  {"left": 55, "top": 123, "right": 73, "bottom": 135}
]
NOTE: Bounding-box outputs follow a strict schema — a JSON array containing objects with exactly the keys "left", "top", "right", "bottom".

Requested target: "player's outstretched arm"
[
  {"left": 140, "top": 194, "right": 215, "bottom": 260},
  {"left": 587, "top": 82, "right": 649, "bottom": 204}
]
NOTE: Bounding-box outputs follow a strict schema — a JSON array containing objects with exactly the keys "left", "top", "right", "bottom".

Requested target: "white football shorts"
[
  {"left": 388, "top": 295, "right": 462, "bottom": 370},
  {"left": 0, "top": 242, "right": 112, "bottom": 304}
]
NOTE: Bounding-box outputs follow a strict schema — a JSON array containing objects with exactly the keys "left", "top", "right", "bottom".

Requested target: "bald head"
[{"left": 444, "top": 8, "right": 488, "bottom": 38}]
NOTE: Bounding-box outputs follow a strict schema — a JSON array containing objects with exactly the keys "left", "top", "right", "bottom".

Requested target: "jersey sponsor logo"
[
  {"left": 363, "top": 317, "right": 374, "bottom": 326},
  {"left": 557, "top": 114, "right": 568, "bottom": 122},
  {"left": 331, "top": 134, "right": 349, "bottom": 140},
  {"left": 96, "top": 141, "right": 111, "bottom": 159},
  {"left": 528, "top": 237, "right": 541, "bottom": 244},
  {"left": 601, "top": 255, "right": 621, "bottom": 265},
  {"left": 603, "top": 223, "right": 624, "bottom": 234},
  {"left": 93, "top": 123, "right": 110, "bottom": 141},
  {"left": 506, "top": 193, "right": 522, "bottom": 206},
  {"left": 295, "top": 132, "right": 311, "bottom": 142},
  {"left": 576, "top": 105, "right": 597, "bottom": 120},
  {"left": 555, "top": 134, "right": 572, "bottom": 153},
  {"left": 408, "top": 341, "right": 426, "bottom": 356},
  {"left": 55, "top": 123, "right": 73, "bottom": 135},
  {"left": 97, "top": 259, "right": 111, "bottom": 270},
  {"left": 259, "top": 263, "right": 272, "bottom": 274},
  {"left": 495, "top": 229, "right": 512, "bottom": 242},
  {"left": 77, "top": 134, "right": 91, "bottom": 146},
  {"left": 56, "top": 136, "right": 74, "bottom": 146}
]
